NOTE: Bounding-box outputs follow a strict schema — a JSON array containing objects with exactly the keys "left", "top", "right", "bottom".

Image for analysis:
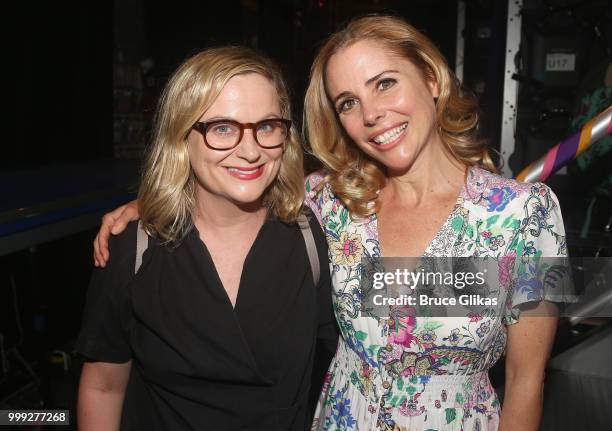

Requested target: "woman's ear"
[{"left": 428, "top": 79, "right": 440, "bottom": 99}]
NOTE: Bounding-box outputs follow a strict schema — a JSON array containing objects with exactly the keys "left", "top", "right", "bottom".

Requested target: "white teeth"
[
  {"left": 373, "top": 123, "right": 408, "bottom": 145},
  {"left": 228, "top": 167, "right": 259, "bottom": 174}
]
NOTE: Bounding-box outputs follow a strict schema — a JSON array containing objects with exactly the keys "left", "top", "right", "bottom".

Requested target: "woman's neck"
[
  {"left": 383, "top": 137, "right": 466, "bottom": 206},
  {"left": 192, "top": 188, "right": 267, "bottom": 233}
]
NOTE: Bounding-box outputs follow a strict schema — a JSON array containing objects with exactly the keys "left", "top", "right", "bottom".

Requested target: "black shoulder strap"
[{"left": 297, "top": 213, "right": 320, "bottom": 286}]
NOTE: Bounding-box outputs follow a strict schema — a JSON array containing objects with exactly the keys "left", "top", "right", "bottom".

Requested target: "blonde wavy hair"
[
  {"left": 139, "top": 46, "right": 304, "bottom": 243},
  {"left": 304, "top": 15, "right": 496, "bottom": 218}
]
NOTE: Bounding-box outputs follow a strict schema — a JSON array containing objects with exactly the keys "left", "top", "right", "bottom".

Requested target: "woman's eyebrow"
[
  {"left": 200, "top": 116, "right": 230, "bottom": 122},
  {"left": 260, "top": 112, "right": 283, "bottom": 119},
  {"left": 364, "top": 70, "right": 399, "bottom": 86},
  {"left": 332, "top": 70, "right": 400, "bottom": 105},
  {"left": 201, "top": 113, "right": 282, "bottom": 122}
]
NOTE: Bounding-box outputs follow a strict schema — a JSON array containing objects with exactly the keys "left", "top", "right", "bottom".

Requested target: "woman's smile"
[
  {"left": 225, "top": 164, "right": 265, "bottom": 180},
  {"left": 369, "top": 122, "right": 409, "bottom": 150}
]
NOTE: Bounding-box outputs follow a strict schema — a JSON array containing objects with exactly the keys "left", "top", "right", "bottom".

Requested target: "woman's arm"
[
  {"left": 93, "top": 201, "right": 140, "bottom": 267},
  {"left": 78, "top": 361, "right": 132, "bottom": 431},
  {"left": 499, "top": 303, "right": 557, "bottom": 431}
]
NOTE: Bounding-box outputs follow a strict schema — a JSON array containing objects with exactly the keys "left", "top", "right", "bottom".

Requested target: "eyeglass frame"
[{"left": 189, "top": 118, "right": 292, "bottom": 150}]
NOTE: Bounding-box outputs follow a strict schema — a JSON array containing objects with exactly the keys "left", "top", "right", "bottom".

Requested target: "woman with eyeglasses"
[
  {"left": 93, "top": 15, "right": 571, "bottom": 431},
  {"left": 76, "top": 46, "right": 337, "bottom": 431}
]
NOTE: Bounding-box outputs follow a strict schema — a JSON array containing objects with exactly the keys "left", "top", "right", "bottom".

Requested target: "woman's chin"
[
  {"left": 228, "top": 194, "right": 266, "bottom": 210},
  {"left": 382, "top": 158, "right": 417, "bottom": 176}
]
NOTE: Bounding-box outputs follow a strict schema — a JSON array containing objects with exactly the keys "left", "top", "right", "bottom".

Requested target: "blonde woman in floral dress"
[
  {"left": 301, "top": 15, "right": 568, "bottom": 431},
  {"left": 93, "top": 16, "right": 570, "bottom": 431}
]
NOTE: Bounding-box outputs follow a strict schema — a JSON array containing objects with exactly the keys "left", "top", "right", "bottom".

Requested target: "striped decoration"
[{"left": 516, "top": 106, "right": 612, "bottom": 183}]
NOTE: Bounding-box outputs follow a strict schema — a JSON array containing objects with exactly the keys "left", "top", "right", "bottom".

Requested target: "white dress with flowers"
[{"left": 305, "top": 166, "right": 568, "bottom": 431}]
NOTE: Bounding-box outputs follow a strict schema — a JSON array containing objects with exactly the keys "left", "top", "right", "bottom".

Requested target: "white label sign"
[{"left": 546, "top": 53, "right": 576, "bottom": 72}]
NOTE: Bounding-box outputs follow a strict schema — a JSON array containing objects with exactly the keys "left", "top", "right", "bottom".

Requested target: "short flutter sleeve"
[
  {"left": 74, "top": 222, "right": 139, "bottom": 362},
  {"left": 503, "top": 183, "right": 574, "bottom": 325}
]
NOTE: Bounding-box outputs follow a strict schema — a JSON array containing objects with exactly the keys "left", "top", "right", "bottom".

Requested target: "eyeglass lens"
[{"left": 206, "top": 120, "right": 288, "bottom": 149}]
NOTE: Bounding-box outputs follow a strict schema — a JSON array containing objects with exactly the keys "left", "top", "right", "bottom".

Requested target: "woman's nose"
[
  {"left": 362, "top": 100, "right": 384, "bottom": 126},
  {"left": 234, "top": 129, "right": 261, "bottom": 162}
]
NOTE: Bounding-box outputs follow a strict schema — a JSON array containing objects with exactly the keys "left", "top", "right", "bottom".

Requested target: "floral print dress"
[{"left": 305, "top": 166, "right": 568, "bottom": 431}]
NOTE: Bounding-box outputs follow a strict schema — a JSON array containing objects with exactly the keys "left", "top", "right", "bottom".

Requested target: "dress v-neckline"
[
  {"left": 372, "top": 167, "right": 470, "bottom": 258},
  {"left": 191, "top": 219, "right": 269, "bottom": 312}
]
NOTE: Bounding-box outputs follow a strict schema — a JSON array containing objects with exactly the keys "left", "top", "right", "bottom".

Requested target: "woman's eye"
[
  {"left": 211, "top": 123, "right": 237, "bottom": 135},
  {"left": 258, "top": 122, "right": 274, "bottom": 134},
  {"left": 377, "top": 78, "right": 396, "bottom": 91},
  {"left": 338, "top": 98, "right": 357, "bottom": 113}
]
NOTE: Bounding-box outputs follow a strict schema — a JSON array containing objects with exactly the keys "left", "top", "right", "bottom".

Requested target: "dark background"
[
  {"left": 2, "top": 0, "right": 611, "bottom": 429},
  {"left": 4, "top": 0, "right": 462, "bottom": 166}
]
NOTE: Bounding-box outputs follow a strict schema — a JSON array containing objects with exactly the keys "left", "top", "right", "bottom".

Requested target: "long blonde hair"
[
  {"left": 139, "top": 46, "right": 304, "bottom": 243},
  {"left": 304, "top": 15, "right": 495, "bottom": 218}
]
